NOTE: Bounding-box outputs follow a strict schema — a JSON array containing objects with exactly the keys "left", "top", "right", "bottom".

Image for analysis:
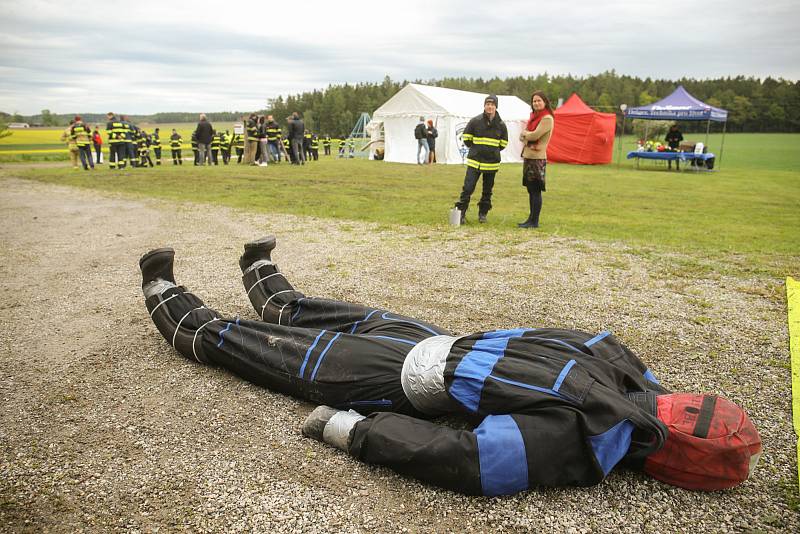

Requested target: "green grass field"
[{"left": 3, "top": 132, "right": 798, "bottom": 278}]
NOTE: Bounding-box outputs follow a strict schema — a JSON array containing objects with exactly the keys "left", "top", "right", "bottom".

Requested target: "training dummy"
[{"left": 140, "top": 237, "right": 761, "bottom": 496}]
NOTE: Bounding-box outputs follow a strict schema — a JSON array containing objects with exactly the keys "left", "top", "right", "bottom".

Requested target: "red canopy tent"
[{"left": 548, "top": 93, "right": 616, "bottom": 164}]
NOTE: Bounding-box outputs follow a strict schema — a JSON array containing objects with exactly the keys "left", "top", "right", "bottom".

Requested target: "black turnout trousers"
[{"left": 146, "top": 260, "right": 448, "bottom": 417}]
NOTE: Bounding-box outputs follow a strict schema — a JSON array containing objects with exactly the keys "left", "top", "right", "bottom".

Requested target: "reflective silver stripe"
[
  {"left": 260, "top": 290, "right": 295, "bottom": 321},
  {"left": 246, "top": 271, "right": 285, "bottom": 296},
  {"left": 192, "top": 318, "right": 220, "bottom": 362},
  {"left": 401, "top": 335, "right": 462, "bottom": 415},
  {"left": 322, "top": 410, "right": 366, "bottom": 451},
  {"left": 172, "top": 306, "right": 205, "bottom": 348}
]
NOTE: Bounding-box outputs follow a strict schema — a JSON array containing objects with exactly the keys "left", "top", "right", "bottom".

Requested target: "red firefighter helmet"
[{"left": 645, "top": 393, "right": 761, "bottom": 491}]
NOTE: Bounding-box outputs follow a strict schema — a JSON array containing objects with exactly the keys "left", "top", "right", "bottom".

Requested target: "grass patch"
[{"left": 3, "top": 133, "right": 798, "bottom": 278}]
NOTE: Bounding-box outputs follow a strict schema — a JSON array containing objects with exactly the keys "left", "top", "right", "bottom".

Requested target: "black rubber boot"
[
  {"left": 139, "top": 247, "right": 176, "bottom": 288},
  {"left": 239, "top": 235, "right": 277, "bottom": 273},
  {"left": 517, "top": 216, "right": 533, "bottom": 227},
  {"left": 139, "top": 248, "right": 214, "bottom": 363},
  {"left": 239, "top": 237, "right": 302, "bottom": 323}
]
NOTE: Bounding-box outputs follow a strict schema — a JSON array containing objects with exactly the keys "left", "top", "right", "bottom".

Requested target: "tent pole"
[
  {"left": 617, "top": 114, "right": 625, "bottom": 168},
  {"left": 718, "top": 120, "right": 727, "bottom": 171},
  {"left": 704, "top": 119, "right": 711, "bottom": 147}
]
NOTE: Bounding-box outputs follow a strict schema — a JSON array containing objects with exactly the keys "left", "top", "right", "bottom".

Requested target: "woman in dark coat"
[{"left": 425, "top": 119, "right": 438, "bottom": 164}]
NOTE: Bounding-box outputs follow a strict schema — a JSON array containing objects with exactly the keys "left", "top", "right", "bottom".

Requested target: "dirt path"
[{"left": 0, "top": 175, "right": 796, "bottom": 533}]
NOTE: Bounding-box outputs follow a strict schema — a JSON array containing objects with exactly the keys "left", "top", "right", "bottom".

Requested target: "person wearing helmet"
[{"left": 138, "top": 237, "right": 761, "bottom": 496}]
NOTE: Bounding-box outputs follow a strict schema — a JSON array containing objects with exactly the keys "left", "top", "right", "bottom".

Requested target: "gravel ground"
[{"left": 0, "top": 174, "right": 797, "bottom": 533}]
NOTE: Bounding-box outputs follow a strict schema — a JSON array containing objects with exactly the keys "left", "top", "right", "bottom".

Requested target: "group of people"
[
  {"left": 102, "top": 113, "right": 184, "bottom": 169},
  {"left": 452, "top": 91, "right": 554, "bottom": 229},
  {"left": 414, "top": 118, "right": 439, "bottom": 164},
  {"left": 243, "top": 112, "right": 354, "bottom": 167},
  {"left": 74, "top": 112, "right": 355, "bottom": 171}
]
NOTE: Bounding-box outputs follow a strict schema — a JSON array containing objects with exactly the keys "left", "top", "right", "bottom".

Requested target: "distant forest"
[{"left": 3, "top": 72, "right": 798, "bottom": 135}]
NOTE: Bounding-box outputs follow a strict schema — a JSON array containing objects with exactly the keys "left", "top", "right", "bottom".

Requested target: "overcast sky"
[{"left": 1, "top": 0, "right": 797, "bottom": 115}]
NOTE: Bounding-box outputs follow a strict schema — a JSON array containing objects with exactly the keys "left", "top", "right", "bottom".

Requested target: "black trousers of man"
[
  {"left": 171, "top": 149, "right": 182, "bottom": 165},
  {"left": 153, "top": 147, "right": 162, "bottom": 165},
  {"left": 111, "top": 143, "right": 127, "bottom": 169},
  {"left": 456, "top": 167, "right": 496, "bottom": 219}
]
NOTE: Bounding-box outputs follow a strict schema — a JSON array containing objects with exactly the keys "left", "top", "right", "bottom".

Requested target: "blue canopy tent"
[{"left": 620, "top": 85, "right": 728, "bottom": 169}]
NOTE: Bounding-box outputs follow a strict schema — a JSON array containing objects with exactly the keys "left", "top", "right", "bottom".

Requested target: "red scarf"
[{"left": 526, "top": 109, "right": 552, "bottom": 131}]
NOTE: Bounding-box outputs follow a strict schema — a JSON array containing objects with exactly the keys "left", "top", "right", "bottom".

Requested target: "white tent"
[{"left": 366, "top": 83, "right": 531, "bottom": 165}]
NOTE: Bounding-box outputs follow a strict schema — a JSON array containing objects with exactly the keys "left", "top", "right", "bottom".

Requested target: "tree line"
[{"left": 3, "top": 71, "right": 797, "bottom": 134}]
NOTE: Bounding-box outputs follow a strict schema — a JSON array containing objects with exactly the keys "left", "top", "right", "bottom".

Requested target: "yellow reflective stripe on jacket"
[
  {"left": 462, "top": 133, "right": 474, "bottom": 141},
  {"left": 498, "top": 139, "right": 508, "bottom": 147},
  {"left": 471, "top": 136, "right": 501, "bottom": 147},
  {"left": 466, "top": 158, "right": 500, "bottom": 171}
]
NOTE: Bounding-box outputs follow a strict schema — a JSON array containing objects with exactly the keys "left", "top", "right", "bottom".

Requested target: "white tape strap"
[
  {"left": 149, "top": 294, "right": 178, "bottom": 318},
  {"left": 277, "top": 302, "right": 291, "bottom": 325},
  {"left": 172, "top": 306, "right": 206, "bottom": 349},
  {"left": 192, "top": 318, "right": 220, "bottom": 363},
  {"left": 260, "top": 290, "right": 296, "bottom": 321},
  {"left": 246, "top": 272, "right": 286, "bottom": 296},
  {"left": 148, "top": 291, "right": 196, "bottom": 318}
]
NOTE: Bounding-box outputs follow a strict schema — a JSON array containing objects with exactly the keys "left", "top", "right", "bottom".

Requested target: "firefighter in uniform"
[
  {"left": 337, "top": 138, "right": 346, "bottom": 158},
  {"left": 283, "top": 137, "right": 295, "bottom": 164},
  {"left": 191, "top": 131, "right": 199, "bottom": 166},
  {"left": 151, "top": 128, "right": 162, "bottom": 165},
  {"left": 70, "top": 116, "right": 94, "bottom": 170},
  {"left": 265, "top": 116, "right": 282, "bottom": 163},
  {"left": 210, "top": 130, "right": 221, "bottom": 165},
  {"left": 121, "top": 116, "right": 137, "bottom": 168},
  {"left": 138, "top": 128, "right": 154, "bottom": 167},
  {"left": 454, "top": 94, "right": 508, "bottom": 224},
  {"left": 220, "top": 130, "right": 231, "bottom": 165},
  {"left": 309, "top": 133, "right": 319, "bottom": 161},
  {"left": 303, "top": 130, "right": 313, "bottom": 160},
  {"left": 105, "top": 112, "right": 126, "bottom": 170},
  {"left": 232, "top": 133, "right": 244, "bottom": 164},
  {"left": 245, "top": 114, "right": 259, "bottom": 165},
  {"left": 169, "top": 129, "right": 183, "bottom": 165},
  {"left": 322, "top": 134, "right": 331, "bottom": 156},
  {"left": 139, "top": 237, "right": 762, "bottom": 497}
]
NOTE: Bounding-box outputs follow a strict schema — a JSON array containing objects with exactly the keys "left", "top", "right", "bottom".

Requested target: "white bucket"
[{"left": 449, "top": 207, "right": 461, "bottom": 226}]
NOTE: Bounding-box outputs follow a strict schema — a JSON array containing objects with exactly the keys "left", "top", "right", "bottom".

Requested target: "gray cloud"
[{"left": 0, "top": 0, "right": 797, "bottom": 114}]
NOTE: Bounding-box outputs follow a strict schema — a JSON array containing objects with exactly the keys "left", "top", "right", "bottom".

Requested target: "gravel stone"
[{"left": 0, "top": 176, "right": 797, "bottom": 533}]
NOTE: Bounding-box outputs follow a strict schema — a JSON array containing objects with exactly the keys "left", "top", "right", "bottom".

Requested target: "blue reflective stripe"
[
  {"left": 552, "top": 359, "right": 576, "bottom": 392},
  {"left": 450, "top": 328, "right": 531, "bottom": 412},
  {"left": 588, "top": 419, "right": 634, "bottom": 476},
  {"left": 380, "top": 312, "right": 439, "bottom": 336},
  {"left": 349, "top": 309, "right": 379, "bottom": 333},
  {"left": 299, "top": 330, "right": 326, "bottom": 377},
  {"left": 584, "top": 330, "right": 611, "bottom": 347},
  {"left": 363, "top": 335, "right": 417, "bottom": 346},
  {"left": 475, "top": 415, "right": 528, "bottom": 496},
  {"left": 643, "top": 368, "right": 659, "bottom": 384},
  {"left": 216, "top": 322, "right": 233, "bottom": 348},
  {"left": 310, "top": 332, "right": 342, "bottom": 380}
]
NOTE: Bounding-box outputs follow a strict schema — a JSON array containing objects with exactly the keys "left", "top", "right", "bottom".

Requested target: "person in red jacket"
[
  {"left": 139, "top": 236, "right": 761, "bottom": 496},
  {"left": 92, "top": 126, "right": 103, "bottom": 164}
]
